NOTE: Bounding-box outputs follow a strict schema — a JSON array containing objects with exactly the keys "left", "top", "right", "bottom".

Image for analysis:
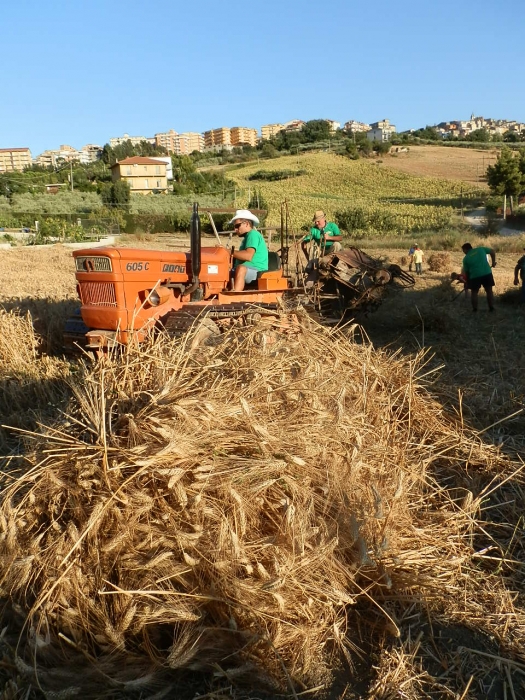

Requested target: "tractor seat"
[
  {"left": 257, "top": 252, "right": 282, "bottom": 282},
  {"left": 241, "top": 252, "right": 284, "bottom": 290}
]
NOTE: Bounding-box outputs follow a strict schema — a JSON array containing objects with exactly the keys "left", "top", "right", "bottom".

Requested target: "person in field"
[
  {"left": 301, "top": 210, "right": 343, "bottom": 262},
  {"left": 229, "top": 209, "right": 268, "bottom": 291},
  {"left": 513, "top": 248, "right": 525, "bottom": 302},
  {"left": 461, "top": 242, "right": 497, "bottom": 312},
  {"left": 412, "top": 244, "right": 424, "bottom": 275},
  {"left": 408, "top": 243, "right": 416, "bottom": 272}
]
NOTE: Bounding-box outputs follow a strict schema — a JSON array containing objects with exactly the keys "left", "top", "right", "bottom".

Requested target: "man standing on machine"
[{"left": 229, "top": 209, "right": 269, "bottom": 291}]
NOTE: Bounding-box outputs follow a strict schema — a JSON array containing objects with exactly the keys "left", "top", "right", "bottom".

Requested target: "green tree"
[
  {"left": 345, "top": 142, "right": 359, "bottom": 160},
  {"left": 301, "top": 119, "right": 331, "bottom": 143},
  {"left": 486, "top": 147, "right": 523, "bottom": 213},
  {"left": 248, "top": 188, "right": 268, "bottom": 213},
  {"left": 260, "top": 142, "right": 279, "bottom": 159},
  {"left": 112, "top": 180, "right": 131, "bottom": 208},
  {"left": 412, "top": 126, "right": 440, "bottom": 141},
  {"left": 359, "top": 140, "right": 372, "bottom": 157},
  {"left": 101, "top": 180, "right": 131, "bottom": 211},
  {"left": 503, "top": 130, "right": 520, "bottom": 143},
  {"left": 466, "top": 128, "right": 491, "bottom": 143},
  {"left": 374, "top": 141, "right": 391, "bottom": 155}
]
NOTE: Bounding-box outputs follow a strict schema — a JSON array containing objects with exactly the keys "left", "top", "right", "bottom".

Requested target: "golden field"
[{"left": 379, "top": 144, "right": 499, "bottom": 186}]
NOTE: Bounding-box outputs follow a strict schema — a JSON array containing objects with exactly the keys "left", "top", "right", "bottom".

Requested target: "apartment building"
[
  {"left": 367, "top": 119, "right": 397, "bottom": 142},
  {"left": 343, "top": 120, "right": 371, "bottom": 134},
  {"left": 203, "top": 127, "right": 232, "bottom": 152},
  {"left": 111, "top": 156, "right": 168, "bottom": 194},
  {"left": 80, "top": 144, "right": 103, "bottom": 163},
  {"left": 155, "top": 129, "right": 179, "bottom": 152},
  {"left": 261, "top": 123, "right": 284, "bottom": 140},
  {"left": 34, "top": 150, "right": 59, "bottom": 168},
  {"left": 109, "top": 133, "right": 154, "bottom": 148},
  {"left": 34, "top": 144, "right": 101, "bottom": 168},
  {"left": 283, "top": 120, "right": 305, "bottom": 132},
  {"left": 230, "top": 127, "right": 258, "bottom": 147},
  {"left": 0, "top": 148, "right": 33, "bottom": 172},
  {"left": 325, "top": 120, "right": 341, "bottom": 132},
  {"left": 155, "top": 130, "right": 204, "bottom": 154},
  {"left": 57, "top": 145, "right": 82, "bottom": 162},
  {"left": 178, "top": 132, "right": 204, "bottom": 154}
]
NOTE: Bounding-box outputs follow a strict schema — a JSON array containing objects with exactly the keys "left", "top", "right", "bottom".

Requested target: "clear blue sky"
[{"left": 2, "top": 0, "right": 524, "bottom": 155}]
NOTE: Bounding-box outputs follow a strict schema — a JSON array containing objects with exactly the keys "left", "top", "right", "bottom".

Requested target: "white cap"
[{"left": 228, "top": 209, "right": 260, "bottom": 225}]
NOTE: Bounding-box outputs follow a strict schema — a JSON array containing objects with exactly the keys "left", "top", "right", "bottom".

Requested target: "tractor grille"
[
  {"left": 75, "top": 256, "right": 112, "bottom": 272},
  {"left": 79, "top": 282, "right": 117, "bottom": 307}
]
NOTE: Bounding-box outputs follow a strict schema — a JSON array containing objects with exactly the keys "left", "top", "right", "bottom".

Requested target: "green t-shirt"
[
  {"left": 462, "top": 246, "right": 492, "bottom": 280},
  {"left": 235, "top": 228, "right": 268, "bottom": 271},
  {"left": 304, "top": 221, "right": 340, "bottom": 250}
]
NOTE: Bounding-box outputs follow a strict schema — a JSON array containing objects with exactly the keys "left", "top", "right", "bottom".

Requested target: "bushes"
[
  {"left": 30, "top": 218, "right": 85, "bottom": 244},
  {"left": 248, "top": 169, "right": 307, "bottom": 181},
  {"left": 335, "top": 204, "right": 452, "bottom": 238}
]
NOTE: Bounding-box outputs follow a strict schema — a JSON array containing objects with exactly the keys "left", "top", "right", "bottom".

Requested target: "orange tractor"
[
  {"left": 65, "top": 204, "right": 291, "bottom": 352},
  {"left": 65, "top": 203, "right": 414, "bottom": 352}
]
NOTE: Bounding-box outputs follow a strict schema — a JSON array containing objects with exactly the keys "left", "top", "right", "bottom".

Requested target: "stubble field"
[{"left": 377, "top": 145, "right": 499, "bottom": 186}]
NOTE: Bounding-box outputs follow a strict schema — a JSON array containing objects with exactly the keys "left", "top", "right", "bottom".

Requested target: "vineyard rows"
[{"left": 228, "top": 152, "right": 482, "bottom": 235}]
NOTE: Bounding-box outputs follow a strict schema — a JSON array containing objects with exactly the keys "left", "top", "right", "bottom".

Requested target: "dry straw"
[
  {"left": 0, "top": 312, "right": 523, "bottom": 697},
  {"left": 0, "top": 309, "right": 70, "bottom": 450},
  {"left": 427, "top": 252, "right": 452, "bottom": 273}
]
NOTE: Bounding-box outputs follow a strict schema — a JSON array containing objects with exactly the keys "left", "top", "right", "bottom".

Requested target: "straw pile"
[
  {"left": 427, "top": 252, "right": 452, "bottom": 272},
  {"left": 0, "top": 314, "right": 522, "bottom": 697},
  {"left": 0, "top": 309, "right": 70, "bottom": 449}
]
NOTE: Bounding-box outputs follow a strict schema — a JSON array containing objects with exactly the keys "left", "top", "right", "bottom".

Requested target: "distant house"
[
  {"left": 261, "top": 123, "right": 285, "bottom": 140},
  {"left": 283, "top": 119, "right": 305, "bottom": 132},
  {"left": 343, "top": 120, "right": 371, "bottom": 134},
  {"left": 325, "top": 120, "right": 341, "bottom": 132},
  {"left": 45, "top": 183, "right": 68, "bottom": 194},
  {"left": 366, "top": 119, "right": 397, "bottom": 142},
  {"left": 111, "top": 156, "right": 168, "bottom": 194}
]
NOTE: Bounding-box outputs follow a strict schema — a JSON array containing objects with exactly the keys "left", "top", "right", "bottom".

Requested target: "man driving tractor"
[{"left": 229, "top": 209, "right": 269, "bottom": 291}]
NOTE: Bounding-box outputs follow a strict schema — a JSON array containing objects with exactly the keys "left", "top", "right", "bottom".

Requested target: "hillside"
[
  {"left": 377, "top": 144, "right": 499, "bottom": 185},
  {"left": 227, "top": 152, "right": 482, "bottom": 234}
]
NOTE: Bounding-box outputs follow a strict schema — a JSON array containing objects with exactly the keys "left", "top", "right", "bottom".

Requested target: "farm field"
[
  {"left": 227, "top": 152, "right": 483, "bottom": 235},
  {"left": 378, "top": 144, "right": 499, "bottom": 186},
  {"left": 1, "top": 241, "right": 525, "bottom": 698}
]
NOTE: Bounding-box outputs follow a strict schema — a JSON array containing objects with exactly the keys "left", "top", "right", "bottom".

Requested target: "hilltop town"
[{"left": 2, "top": 114, "right": 525, "bottom": 176}]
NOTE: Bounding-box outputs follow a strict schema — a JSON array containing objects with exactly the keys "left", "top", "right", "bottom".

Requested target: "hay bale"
[
  {"left": 427, "top": 252, "right": 452, "bottom": 272},
  {"left": 0, "top": 315, "right": 514, "bottom": 696}
]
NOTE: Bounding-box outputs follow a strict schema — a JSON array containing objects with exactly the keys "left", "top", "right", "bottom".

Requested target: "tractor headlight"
[
  {"left": 146, "top": 286, "right": 171, "bottom": 307},
  {"left": 148, "top": 290, "right": 161, "bottom": 306}
]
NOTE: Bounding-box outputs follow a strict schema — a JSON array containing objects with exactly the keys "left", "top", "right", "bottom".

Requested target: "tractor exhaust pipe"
[{"left": 185, "top": 202, "right": 203, "bottom": 300}]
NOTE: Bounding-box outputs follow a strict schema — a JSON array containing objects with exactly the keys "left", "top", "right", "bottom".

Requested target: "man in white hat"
[{"left": 228, "top": 209, "right": 269, "bottom": 291}]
